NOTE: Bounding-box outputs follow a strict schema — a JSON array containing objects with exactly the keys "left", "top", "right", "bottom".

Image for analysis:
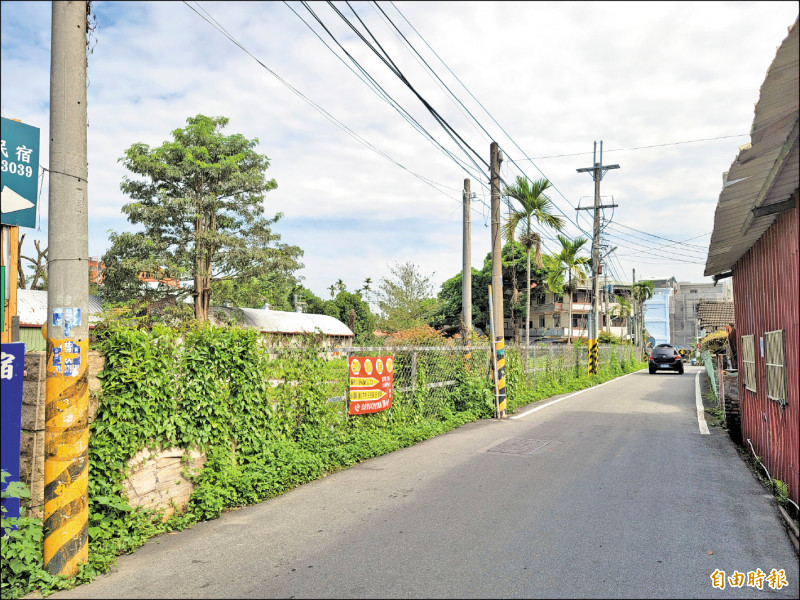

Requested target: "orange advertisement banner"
[{"left": 348, "top": 356, "right": 393, "bottom": 415}]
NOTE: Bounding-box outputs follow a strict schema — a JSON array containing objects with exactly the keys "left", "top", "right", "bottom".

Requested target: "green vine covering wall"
[{"left": 1, "top": 323, "right": 644, "bottom": 598}]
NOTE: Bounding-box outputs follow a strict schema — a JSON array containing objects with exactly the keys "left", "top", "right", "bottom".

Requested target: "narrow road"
[{"left": 51, "top": 366, "right": 798, "bottom": 599}]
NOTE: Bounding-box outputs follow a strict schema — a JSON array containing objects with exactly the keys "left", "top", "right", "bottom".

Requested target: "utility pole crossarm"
[{"left": 576, "top": 203, "right": 618, "bottom": 211}]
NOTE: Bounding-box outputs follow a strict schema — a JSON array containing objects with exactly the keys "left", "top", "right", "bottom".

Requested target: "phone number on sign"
[{"left": 1, "top": 160, "right": 35, "bottom": 178}]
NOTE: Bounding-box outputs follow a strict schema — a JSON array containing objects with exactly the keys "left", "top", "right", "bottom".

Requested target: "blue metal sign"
[
  {"left": 1, "top": 117, "right": 40, "bottom": 228},
  {"left": 1, "top": 342, "right": 25, "bottom": 523}
]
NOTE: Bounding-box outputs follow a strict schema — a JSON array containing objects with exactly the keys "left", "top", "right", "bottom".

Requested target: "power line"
[
  {"left": 611, "top": 221, "right": 712, "bottom": 249},
  {"left": 290, "top": 1, "right": 484, "bottom": 186},
  {"left": 182, "top": 2, "right": 470, "bottom": 209},
  {"left": 324, "top": 1, "right": 489, "bottom": 176},
  {"left": 385, "top": 1, "right": 589, "bottom": 245},
  {"left": 516, "top": 134, "right": 750, "bottom": 160}
]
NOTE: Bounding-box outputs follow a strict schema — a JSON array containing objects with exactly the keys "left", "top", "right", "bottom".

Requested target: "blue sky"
[{"left": 1, "top": 1, "right": 797, "bottom": 301}]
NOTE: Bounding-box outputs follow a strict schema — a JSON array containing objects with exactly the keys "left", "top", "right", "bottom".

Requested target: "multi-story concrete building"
[
  {"left": 514, "top": 280, "right": 633, "bottom": 343},
  {"left": 670, "top": 280, "right": 733, "bottom": 346}
]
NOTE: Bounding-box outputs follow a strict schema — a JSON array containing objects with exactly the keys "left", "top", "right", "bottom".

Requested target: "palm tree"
[
  {"left": 502, "top": 176, "right": 564, "bottom": 347},
  {"left": 542, "top": 254, "right": 565, "bottom": 297},
  {"left": 553, "top": 234, "right": 589, "bottom": 341}
]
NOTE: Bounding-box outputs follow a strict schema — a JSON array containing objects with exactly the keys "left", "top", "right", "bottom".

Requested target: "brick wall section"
[
  {"left": 122, "top": 447, "right": 206, "bottom": 518},
  {"left": 21, "top": 351, "right": 206, "bottom": 520}
]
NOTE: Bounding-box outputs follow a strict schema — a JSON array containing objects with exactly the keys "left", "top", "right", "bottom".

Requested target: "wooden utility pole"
[
  {"left": 462, "top": 178, "right": 472, "bottom": 337},
  {"left": 489, "top": 142, "right": 506, "bottom": 416},
  {"left": 44, "top": 0, "right": 90, "bottom": 577},
  {"left": 577, "top": 141, "right": 619, "bottom": 374}
]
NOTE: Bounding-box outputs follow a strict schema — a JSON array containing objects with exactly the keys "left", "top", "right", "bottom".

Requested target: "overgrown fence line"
[{"left": 302, "top": 342, "right": 638, "bottom": 417}]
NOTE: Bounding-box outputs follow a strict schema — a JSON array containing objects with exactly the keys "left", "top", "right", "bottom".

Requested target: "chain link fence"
[
  {"left": 331, "top": 345, "right": 492, "bottom": 419},
  {"left": 509, "top": 342, "right": 636, "bottom": 382},
  {"left": 264, "top": 342, "right": 637, "bottom": 420},
  {"left": 702, "top": 350, "right": 719, "bottom": 401}
]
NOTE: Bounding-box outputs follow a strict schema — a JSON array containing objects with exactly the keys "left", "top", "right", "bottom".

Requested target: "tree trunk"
[
  {"left": 525, "top": 248, "right": 531, "bottom": 348},
  {"left": 567, "top": 271, "right": 573, "bottom": 342},
  {"left": 17, "top": 233, "right": 26, "bottom": 289}
]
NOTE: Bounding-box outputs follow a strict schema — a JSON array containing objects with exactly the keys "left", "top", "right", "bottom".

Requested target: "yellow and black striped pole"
[
  {"left": 495, "top": 338, "right": 507, "bottom": 416},
  {"left": 588, "top": 338, "right": 599, "bottom": 375},
  {"left": 43, "top": 0, "right": 90, "bottom": 577},
  {"left": 44, "top": 338, "right": 89, "bottom": 576}
]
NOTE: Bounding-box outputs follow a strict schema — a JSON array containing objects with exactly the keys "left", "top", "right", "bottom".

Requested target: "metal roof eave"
[{"left": 704, "top": 19, "right": 799, "bottom": 277}]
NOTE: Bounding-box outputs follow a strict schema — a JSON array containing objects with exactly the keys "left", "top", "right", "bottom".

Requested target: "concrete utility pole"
[
  {"left": 462, "top": 178, "right": 472, "bottom": 337},
  {"left": 44, "top": 0, "right": 89, "bottom": 577},
  {"left": 577, "top": 141, "right": 619, "bottom": 374},
  {"left": 632, "top": 268, "right": 638, "bottom": 356},
  {"left": 604, "top": 269, "right": 609, "bottom": 334},
  {"left": 489, "top": 142, "right": 506, "bottom": 416},
  {"left": 490, "top": 142, "right": 504, "bottom": 341}
]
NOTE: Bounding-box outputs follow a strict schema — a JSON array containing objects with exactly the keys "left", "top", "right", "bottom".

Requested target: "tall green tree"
[
  {"left": 502, "top": 176, "right": 564, "bottom": 346},
  {"left": 375, "top": 262, "right": 439, "bottom": 332},
  {"left": 102, "top": 114, "right": 302, "bottom": 322}
]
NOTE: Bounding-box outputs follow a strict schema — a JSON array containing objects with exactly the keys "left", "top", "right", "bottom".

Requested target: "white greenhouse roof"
[
  {"left": 17, "top": 289, "right": 104, "bottom": 327},
  {"left": 210, "top": 306, "right": 353, "bottom": 337}
]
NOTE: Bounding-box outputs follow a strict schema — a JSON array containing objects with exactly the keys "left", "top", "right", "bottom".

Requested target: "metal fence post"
[{"left": 411, "top": 350, "right": 418, "bottom": 393}]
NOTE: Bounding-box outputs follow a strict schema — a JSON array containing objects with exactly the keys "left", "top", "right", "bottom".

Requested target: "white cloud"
[{"left": 2, "top": 0, "right": 797, "bottom": 299}]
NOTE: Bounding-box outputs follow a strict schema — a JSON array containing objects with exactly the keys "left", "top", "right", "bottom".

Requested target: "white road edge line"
[
  {"left": 695, "top": 371, "right": 710, "bottom": 435},
  {"left": 510, "top": 370, "right": 643, "bottom": 420}
]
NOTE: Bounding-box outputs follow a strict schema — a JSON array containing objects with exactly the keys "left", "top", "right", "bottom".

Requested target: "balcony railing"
[{"left": 517, "top": 325, "right": 629, "bottom": 341}]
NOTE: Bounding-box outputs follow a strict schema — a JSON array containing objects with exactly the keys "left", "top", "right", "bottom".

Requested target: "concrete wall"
[{"left": 21, "top": 351, "right": 206, "bottom": 519}]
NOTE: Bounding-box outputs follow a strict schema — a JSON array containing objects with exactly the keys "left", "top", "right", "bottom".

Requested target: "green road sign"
[{"left": 1, "top": 117, "right": 40, "bottom": 228}]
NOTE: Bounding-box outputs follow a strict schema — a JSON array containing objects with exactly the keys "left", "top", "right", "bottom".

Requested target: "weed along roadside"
[
  {"left": 0, "top": 323, "right": 644, "bottom": 599},
  {"left": 697, "top": 369, "right": 800, "bottom": 554}
]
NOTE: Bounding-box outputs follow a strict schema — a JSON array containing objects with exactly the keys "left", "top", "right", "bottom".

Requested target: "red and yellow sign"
[{"left": 348, "top": 356, "right": 393, "bottom": 415}]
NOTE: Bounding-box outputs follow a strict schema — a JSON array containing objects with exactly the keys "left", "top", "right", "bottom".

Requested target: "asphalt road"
[{"left": 50, "top": 366, "right": 799, "bottom": 599}]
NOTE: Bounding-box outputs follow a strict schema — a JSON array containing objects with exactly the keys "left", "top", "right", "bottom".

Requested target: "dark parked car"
[{"left": 648, "top": 343, "right": 684, "bottom": 374}]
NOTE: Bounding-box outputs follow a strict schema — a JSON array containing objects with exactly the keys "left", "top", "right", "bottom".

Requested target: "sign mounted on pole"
[
  {"left": 1, "top": 117, "right": 40, "bottom": 228},
  {"left": 348, "top": 356, "right": 393, "bottom": 415}
]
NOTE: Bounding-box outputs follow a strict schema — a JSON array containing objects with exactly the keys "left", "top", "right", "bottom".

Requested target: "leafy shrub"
[{"left": 1, "top": 472, "right": 72, "bottom": 599}]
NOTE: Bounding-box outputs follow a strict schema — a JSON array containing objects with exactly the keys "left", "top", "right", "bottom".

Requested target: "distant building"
[
  {"left": 209, "top": 306, "right": 354, "bottom": 347},
  {"left": 643, "top": 287, "right": 672, "bottom": 346},
  {"left": 695, "top": 300, "right": 735, "bottom": 338},
  {"left": 515, "top": 279, "right": 634, "bottom": 343},
  {"left": 671, "top": 281, "right": 733, "bottom": 346}
]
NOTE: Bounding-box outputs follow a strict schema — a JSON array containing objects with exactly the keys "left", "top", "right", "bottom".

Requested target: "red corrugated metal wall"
[{"left": 733, "top": 196, "right": 799, "bottom": 505}]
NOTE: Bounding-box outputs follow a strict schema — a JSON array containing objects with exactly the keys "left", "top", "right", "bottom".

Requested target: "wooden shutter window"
[
  {"left": 741, "top": 334, "right": 757, "bottom": 393},
  {"left": 764, "top": 330, "right": 787, "bottom": 405}
]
